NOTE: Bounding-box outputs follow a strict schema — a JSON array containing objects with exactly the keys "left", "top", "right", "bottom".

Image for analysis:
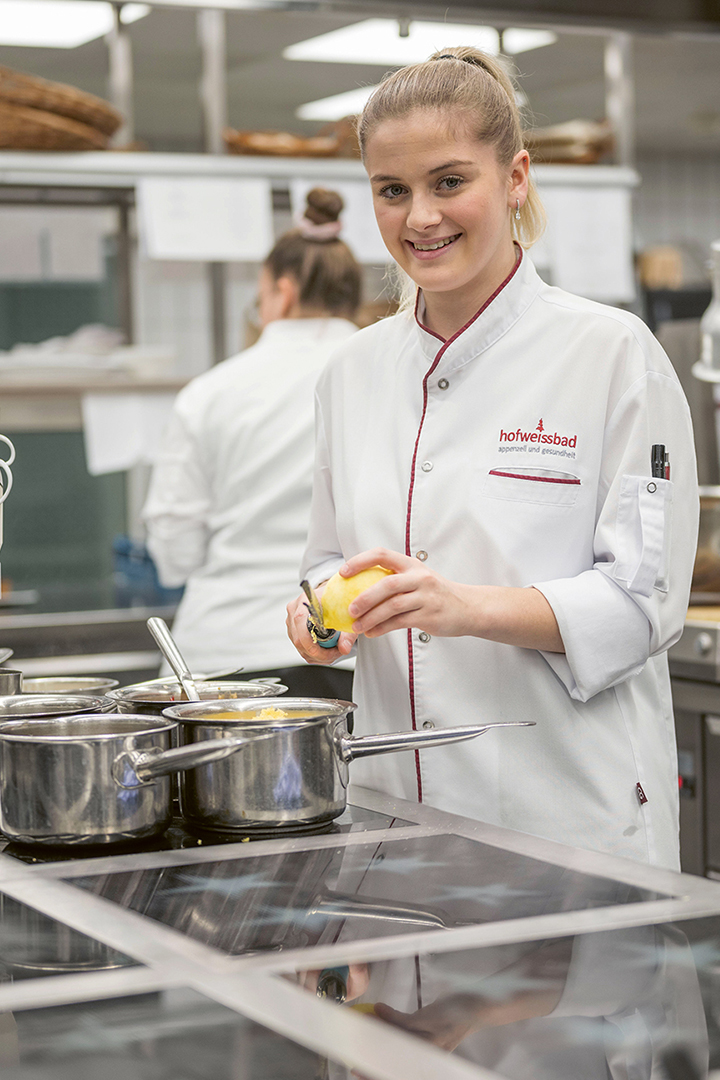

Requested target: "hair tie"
[
  {"left": 434, "top": 52, "right": 490, "bottom": 72},
  {"left": 294, "top": 212, "right": 342, "bottom": 242}
]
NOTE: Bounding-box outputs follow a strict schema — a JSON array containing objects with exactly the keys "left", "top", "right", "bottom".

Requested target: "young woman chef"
[
  {"left": 287, "top": 47, "right": 699, "bottom": 869},
  {"left": 144, "top": 188, "right": 360, "bottom": 697}
]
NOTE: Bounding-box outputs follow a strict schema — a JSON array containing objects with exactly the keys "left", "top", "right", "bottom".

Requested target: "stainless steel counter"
[
  {"left": 0, "top": 787, "right": 719, "bottom": 1078},
  {"left": 0, "top": 604, "right": 176, "bottom": 681}
]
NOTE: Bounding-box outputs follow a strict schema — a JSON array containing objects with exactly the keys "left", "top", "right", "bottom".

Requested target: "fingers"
[
  {"left": 285, "top": 594, "right": 347, "bottom": 665},
  {"left": 340, "top": 547, "right": 415, "bottom": 578},
  {"left": 349, "top": 573, "right": 423, "bottom": 635}
]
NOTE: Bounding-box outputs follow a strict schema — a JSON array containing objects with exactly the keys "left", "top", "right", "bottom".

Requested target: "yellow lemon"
[{"left": 321, "top": 566, "right": 393, "bottom": 633}]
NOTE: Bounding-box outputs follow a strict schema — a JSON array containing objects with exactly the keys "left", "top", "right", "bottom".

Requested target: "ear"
[
  {"left": 276, "top": 275, "right": 300, "bottom": 319},
  {"left": 508, "top": 149, "right": 530, "bottom": 212}
]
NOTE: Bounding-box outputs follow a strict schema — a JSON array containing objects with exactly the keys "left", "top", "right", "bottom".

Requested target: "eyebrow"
[{"left": 370, "top": 160, "right": 476, "bottom": 184}]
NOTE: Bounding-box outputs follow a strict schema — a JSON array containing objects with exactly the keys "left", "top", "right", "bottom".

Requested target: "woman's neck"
[{"left": 420, "top": 245, "right": 521, "bottom": 342}]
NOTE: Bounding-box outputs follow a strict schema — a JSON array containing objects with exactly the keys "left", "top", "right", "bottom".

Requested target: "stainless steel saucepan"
[
  {"left": 0, "top": 714, "right": 272, "bottom": 847},
  {"left": 162, "top": 697, "right": 535, "bottom": 833},
  {"left": 108, "top": 679, "right": 287, "bottom": 717}
]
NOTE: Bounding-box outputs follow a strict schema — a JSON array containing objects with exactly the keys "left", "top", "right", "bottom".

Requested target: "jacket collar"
[
  {"left": 259, "top": 317, "right": 357, "bottom": 345},
  {"left": 413, "top": 248, "right": 543, "bottom": 372}
]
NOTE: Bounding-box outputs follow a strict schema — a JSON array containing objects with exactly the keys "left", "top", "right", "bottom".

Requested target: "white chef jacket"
[
  {"left": 301, "top": 250, "right": 698, "bottom": 869},
  {"left": 143, "top": 317, "right": 357, "bottom": 673}
]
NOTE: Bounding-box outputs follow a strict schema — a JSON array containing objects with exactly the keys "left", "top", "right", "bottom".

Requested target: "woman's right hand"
[{"left": 286, "top": 591, "right": 357, "bottom": 665}]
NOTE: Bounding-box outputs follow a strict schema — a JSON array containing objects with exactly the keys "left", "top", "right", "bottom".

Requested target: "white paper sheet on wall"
[
  {"left": 536, "top": 186, "right": 635, "bottom": 303},
  {"left": 137, "top": 177, "right": 273, "bottom": 262},
  {"left": 289, "top": 179, "right": 389, "bottom": 265},
  {"left": 82, "top": 392, "right": 177, "bottom": 475}
]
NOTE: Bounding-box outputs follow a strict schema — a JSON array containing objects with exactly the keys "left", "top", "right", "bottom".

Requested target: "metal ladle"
[{"left": 146, "top": 617, "right": 200, "bottom": 702}]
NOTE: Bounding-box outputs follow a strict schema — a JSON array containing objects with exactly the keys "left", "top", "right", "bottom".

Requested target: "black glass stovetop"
[{"left": 0, "top": 803, "right": 413, "bottom": 864}]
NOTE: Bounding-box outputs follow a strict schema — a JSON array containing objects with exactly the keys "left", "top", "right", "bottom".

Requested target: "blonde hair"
[{"left": 358, "top": 45, "right": 545, "bottom": 251}]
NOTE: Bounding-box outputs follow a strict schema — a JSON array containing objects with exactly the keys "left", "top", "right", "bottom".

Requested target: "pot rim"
[
  {"left": 161, "top": 696, "right": 356, "bottom": 725},
  {"left": 21, "top": 676, "right": 120, "bottom": 693},
  {"left": 0, "top": 713, "right": 177, "bottom": 741},
  {"left": 0, "top": 694, "right": 111, "bottom": 718},
  {"left": 108, "top": 680, "right": 285, "bottom": 704}
]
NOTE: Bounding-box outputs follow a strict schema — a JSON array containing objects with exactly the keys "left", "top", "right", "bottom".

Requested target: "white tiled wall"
[{"left": 635, "top": 153, "right": 720, "bottom": 260}]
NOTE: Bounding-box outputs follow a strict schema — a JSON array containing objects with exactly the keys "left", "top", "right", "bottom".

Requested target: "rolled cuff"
[{"left": 533, "top": 571, "right": 651, "bottom": 702}]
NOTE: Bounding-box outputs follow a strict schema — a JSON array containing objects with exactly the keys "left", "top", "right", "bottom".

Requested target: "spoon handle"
[{"left": 147, "top": 617, "right": 200, "bottom": 701}]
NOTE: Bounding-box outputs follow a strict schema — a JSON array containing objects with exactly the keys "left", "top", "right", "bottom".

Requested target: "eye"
[
  {"left": 438, "top": 175, "right": 464, "bottom": 191},
  {"left": 378, "top": 183, "right": 406, "bottom": 200}
]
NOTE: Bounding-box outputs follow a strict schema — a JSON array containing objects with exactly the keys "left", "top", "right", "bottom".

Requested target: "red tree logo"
[{"left": 536, "top": 419, "right": 544, "bottom": 432}]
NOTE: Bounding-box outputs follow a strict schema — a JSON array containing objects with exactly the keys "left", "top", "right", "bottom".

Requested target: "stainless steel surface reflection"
[
  {"left": 0, "top": 893, "right": 135, "bottom": 979},
  {"left": 71, "top": 833, "right": 663, "bottom": 957}
]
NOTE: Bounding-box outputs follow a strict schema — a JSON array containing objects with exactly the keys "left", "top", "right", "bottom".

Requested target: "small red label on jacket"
[{"left": 636, "top": 783, "right": 648, "bottom": 805}]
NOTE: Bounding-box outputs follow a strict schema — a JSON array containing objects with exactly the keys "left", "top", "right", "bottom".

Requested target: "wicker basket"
[
  {"left": 0, "top": 66, "right": 121, "bottom": 136},
  {"left": 0, "top": 101, "right": 109, "bottom": 150},
  {"left": 224, "top": 128, "right": 340, "bottom": 158}
]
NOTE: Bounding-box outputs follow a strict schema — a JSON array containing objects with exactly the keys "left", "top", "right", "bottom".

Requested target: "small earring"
[{"left": 515, "top": 199, "right": 521, "bottom": 220}]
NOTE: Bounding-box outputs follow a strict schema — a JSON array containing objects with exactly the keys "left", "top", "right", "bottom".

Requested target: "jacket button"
[
  {"left": 422, "top": 720, "right": 435, "bottom": 729},
  {"left": 438, "top": 378, "right": 449, "bottom": 390},
  {"left": 418, "top": 631, "right": 431, "bottom": 643},
  {"left": 416, "top": 550, "right": 428, "bottom": 562},
  {"left": 421, "top": 461, "right": 433, "bottom": 472}
]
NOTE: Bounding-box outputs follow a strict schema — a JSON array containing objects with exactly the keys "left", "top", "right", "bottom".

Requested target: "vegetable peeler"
[{"left": 300, "top": 579, "right": 341, "bottom": 649}]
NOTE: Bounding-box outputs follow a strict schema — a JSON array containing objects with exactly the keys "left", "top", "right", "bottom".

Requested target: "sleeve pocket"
[{"left": 613, "top": 475, "right": 673, "bottom": 596}]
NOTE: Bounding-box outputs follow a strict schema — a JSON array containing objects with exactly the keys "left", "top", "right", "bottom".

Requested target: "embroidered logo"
[{"left": 497, "top": 421, "right": 578, "bottom": 460}]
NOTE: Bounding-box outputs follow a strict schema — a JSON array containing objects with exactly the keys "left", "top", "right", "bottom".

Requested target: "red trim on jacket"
[
  {"left": 488, "top": 469, "right": 580, "bottom": 485},
  {"left": 405, "top": 250, "right": 524, "bottom": 803}
]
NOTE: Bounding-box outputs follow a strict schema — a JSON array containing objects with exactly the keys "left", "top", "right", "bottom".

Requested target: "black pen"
[{"left": 651, "top": 444, "right": 666, "bottom": 479}]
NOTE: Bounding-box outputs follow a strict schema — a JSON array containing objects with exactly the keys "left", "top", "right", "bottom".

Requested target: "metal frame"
[{"left": 1, "top": 786, "right": 720, "bottom": 1079}]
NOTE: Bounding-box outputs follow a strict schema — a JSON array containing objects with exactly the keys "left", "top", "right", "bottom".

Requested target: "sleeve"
[
  {"left": 533, "top": 367, "right": 698, "bottom": 703},
  {"left": 299, "top": 391, "right": 345, "bottom": 588},
  {"left": 142, "top": 407, "right": 212, "bottom": 588}
]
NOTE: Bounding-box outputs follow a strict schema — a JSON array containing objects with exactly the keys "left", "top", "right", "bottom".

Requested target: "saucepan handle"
[
  {"left": 339, "top": 720, "right": 535, "bottom": 763},
  {"left": 112, "top": 732, "right": 276, "bottom": 787}
]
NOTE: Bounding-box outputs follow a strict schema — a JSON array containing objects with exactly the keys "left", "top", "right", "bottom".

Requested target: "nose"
[{"left": 405, "top": 193, "right": 443, "bottom": 234}]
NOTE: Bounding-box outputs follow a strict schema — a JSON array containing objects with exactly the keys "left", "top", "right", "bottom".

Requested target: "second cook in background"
[
  {"left": 144, "top": 188, "right": 360, "bottom": 697},
  {"left": 287, "top": 47, "right": 699, "bottom": 869}
]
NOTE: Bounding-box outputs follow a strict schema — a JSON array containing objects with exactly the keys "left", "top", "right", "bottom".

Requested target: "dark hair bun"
[{"left": 305, "top": 187, "right": 344, "bottom": 226}]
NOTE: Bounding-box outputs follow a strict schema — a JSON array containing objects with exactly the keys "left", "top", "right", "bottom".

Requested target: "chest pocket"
[
  {"left": 481, "top": 467, "right": 581, "bottom": 507},
  {"left": 613, "top": 475, "right": 673, "bottom": 596}
]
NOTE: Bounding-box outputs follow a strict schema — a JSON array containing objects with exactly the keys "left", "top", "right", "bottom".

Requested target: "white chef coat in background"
[
  {"left": 143, "top": 317, "right": 357, "bottom": 673},
  {"left": 301, "top": 251, "right": 698, "bottom": 869}
]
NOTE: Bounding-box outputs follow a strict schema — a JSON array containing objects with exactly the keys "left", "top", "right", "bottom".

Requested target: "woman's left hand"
[{"left": 341, "top": 548, "right": 474, "bottom": 639}]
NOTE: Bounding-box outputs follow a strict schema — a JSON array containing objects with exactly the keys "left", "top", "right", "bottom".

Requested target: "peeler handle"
[{"left": 306, "top": 618, "right": 341, "bottom": 650}]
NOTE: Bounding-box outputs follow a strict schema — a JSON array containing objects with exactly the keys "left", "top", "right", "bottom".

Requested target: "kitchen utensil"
[
  {"left": 196, "top": 665, "right": 245, "bottom": 680},
  {"left": 0, "top": 668, "right": 22, "bottom": 694},
  {"left": 146, "top": 616, "right": 200, "bottom": 701},
  {"left": 0, "top": 647, "right": 14, "bottom": 664},
  {"left": 0, "top": 714, "right": 273, "bottom": 846},
  {"left": 0, "top": 693, "right": 113, "bottom": 719},
  {"left": 22, "top": 676, "right": 119, "bottom": 695},
  {"left": 162, "top": 697, "right": 535, "bottom": 833},
  {"left": 108, "top": 679, "right": 286, "bottom": 717},
  {"left": 300, "top": 580, "right": 340, "bottom": 649}
]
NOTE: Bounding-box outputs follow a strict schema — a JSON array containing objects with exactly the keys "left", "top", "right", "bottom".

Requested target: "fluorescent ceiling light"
[
  {"left": 285, "top": 19, "right": 500, "bottom": 66},
  {"left": 502, "top": 28, "right": 557, "bottom": 54},
  {"left": 297, "top": 85, "right": 376, "bottom": 122},
  {"left": 285, "top": 20, "right": 557, "bottom": 66},
  {"left": 0, "top": 0, "right": 149, "bottom": 48}
]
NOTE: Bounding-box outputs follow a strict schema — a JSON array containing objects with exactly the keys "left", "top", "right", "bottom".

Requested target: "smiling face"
[{"left": 365, "top": 109, "right": 528, "bottom": 333}]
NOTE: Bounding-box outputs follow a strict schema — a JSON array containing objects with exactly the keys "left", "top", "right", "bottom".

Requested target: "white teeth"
[{"left": 412, "top": 236, "right": 458, "bottom": 251}]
